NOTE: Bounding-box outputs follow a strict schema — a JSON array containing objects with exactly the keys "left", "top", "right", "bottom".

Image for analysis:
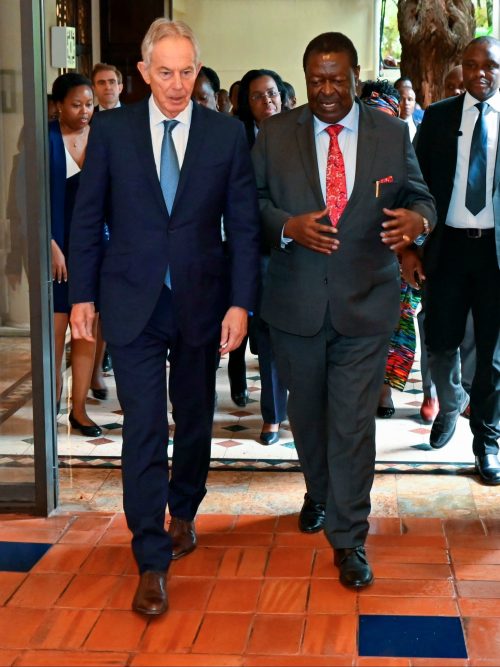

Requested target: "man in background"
[{"left": 92, "top": 62, "right": 123, "bottom": 111}]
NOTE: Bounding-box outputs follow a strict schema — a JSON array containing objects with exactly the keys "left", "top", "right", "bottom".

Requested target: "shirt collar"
[
  {"left": 149, "top": 95, "right": 193, "bottom": 127},
  {"left": 313, "top": 101, "right": 359, "bottom": 136},
  {"left": 464, "top": 89, "right": 500, "bottom": 113}
]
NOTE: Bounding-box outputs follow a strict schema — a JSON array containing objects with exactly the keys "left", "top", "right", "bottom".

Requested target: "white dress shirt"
[
  {"left": 403, "top": 115, "right": 417, "bottom": 142},
  {"left": 446, "top": 90, "right": 500, "bottom": 229},
  {"left": 313, "top": 102, "right": 359, "bottom": 203},
  {"left": 149, "top": 95, "right": 192, "bottom": 178}
]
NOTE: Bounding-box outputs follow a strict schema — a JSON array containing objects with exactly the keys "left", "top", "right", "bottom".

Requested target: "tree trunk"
[{"left": 398, "top": 0, "right": 475, "bottom": 107}]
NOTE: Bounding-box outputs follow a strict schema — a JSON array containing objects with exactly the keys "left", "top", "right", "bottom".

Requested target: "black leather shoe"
[
  {"left": 169, "top": 517, "right": 197, "bottom": 560},
  {"left": 430, "top": 394, "right": 470, "bottom": 449},
  {"left": 475, "top": 454, "right": 500, "bottom": 486},
  {"left": 231, "top": 390, "right": 249, "bottom": 407},
  {"left": 68, "top": 411, "right": 102, "bottom": 437},
  {"left": 132, "top": 570, "right": 168, "bottom": 615},
  {"left": 335, "top": 546, "right": 374, "bottom": 588},
  {"left": 298, "top": 494, "right": 325, "bottom": 533},
  {"left": 91, "top": 387, "right": 108, "bottom": 400},
  {"left": 260, "top": 431, "right": 279, "bottom": 445},
  {"left": 376, "top": 405, "right": 395, "bottom": 418},
  {"left": 102, "top": 349, "right": 112, "bottom": 372}
]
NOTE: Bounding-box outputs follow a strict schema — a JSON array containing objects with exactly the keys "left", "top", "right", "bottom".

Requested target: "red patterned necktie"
[{"left": 326, "top": 124, "right": 347, "bottom": 226}]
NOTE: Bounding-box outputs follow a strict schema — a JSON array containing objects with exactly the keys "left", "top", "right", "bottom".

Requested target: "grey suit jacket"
[{"left": 252, "top": 100, "right": 436, "bottom": 338}]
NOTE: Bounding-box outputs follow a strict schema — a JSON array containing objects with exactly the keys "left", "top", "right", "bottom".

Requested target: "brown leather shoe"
[
  {"left": 132, "top": 570, "right": 168, "bottom": 615},
  {"left": 168, "top": 517, "right": 197, "bottom": 560}
]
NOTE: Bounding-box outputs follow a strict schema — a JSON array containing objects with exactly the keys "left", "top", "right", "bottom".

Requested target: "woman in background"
[{"left": 50, "top": 72, "right": 103, "bottom": 436}]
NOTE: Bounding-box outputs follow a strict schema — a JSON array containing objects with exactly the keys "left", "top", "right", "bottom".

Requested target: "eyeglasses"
[{"left": 249, "top": 89, "right": 280, "bottom": 102}]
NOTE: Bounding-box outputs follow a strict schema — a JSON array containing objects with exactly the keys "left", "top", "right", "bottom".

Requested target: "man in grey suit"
[{"left": 252, "top": 32, "right": 436, "bottom": 588}]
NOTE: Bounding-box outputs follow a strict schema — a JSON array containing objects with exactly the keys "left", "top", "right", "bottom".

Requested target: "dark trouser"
[
  {"left": 270, "top": 312, "right": 390, "bottom": 548},
  {"left": 228, "top": 335, "right": 248, "bottom": 395},
  {"left": 254, "top": 317, "right": 288, "bottom": 424},
  {"left": 108, "top": 286, "right": 219, "bottom": 573},
  {"left": 424, "top": 227, "right": 500, "bottom": 456}
]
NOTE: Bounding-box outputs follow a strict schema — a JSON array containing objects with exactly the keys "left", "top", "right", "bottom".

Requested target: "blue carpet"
[
  {"left": 0, "top": 541, "right": 52, "bottom": 572},
  {"left": 359, "top": 615, "right": 467, "bottom": 659}
]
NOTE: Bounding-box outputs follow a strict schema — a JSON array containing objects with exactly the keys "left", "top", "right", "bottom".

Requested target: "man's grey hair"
[{"left": 141, "top": 18, "right": 200, "bottom": 67}]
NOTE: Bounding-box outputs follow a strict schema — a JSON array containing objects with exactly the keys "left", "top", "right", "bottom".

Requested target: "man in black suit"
[
  {"left": 253, "top": 32, "right": 435, "bottom": 588},
  {"left": 69, "top": 19, "right": 260, "bottom": 615},
  {"left": 404, "top": 36, "right": 500, "bottom": 485}
]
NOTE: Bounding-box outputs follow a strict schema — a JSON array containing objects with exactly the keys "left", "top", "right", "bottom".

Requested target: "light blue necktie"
[
  {"left": 465, "top": 102, "right": 487, "bottom": 216},
  {"left": 160, "top": 119, "right": 179, "bottom": 287}
]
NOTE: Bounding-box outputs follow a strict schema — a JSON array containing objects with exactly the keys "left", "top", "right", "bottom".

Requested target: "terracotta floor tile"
[
  {"left": 443, "top": 519, "right": 486, "bottom": 536},
  {"left": 356, "top": 658, "right": 410, "bottom": 666},
  {"left": 464, "top": 617, "right": 500, "bottom": 660},
  {"left": 312, "top": 549, "right": 338, "bottom": 578},
  {"left": 454, "top": 564, "right": 500, "bottom": 581},
  {"left": 192, "top": 612, "right": 252, "bottom": 654},
  {"left": 96, "top": 528, "right": 131, "bottom": 545},
  {"left": 132, "top": 655, "right": 242, "bottom": 666},
  {"left": 140, "top": 610, "right": 203, "bottom": 653},
  {"left": 483, "top": 518, "right": 500, "bottom": 534},
  {"left": 79, "top": 545, "right": 135, "bottom": 574},
  {"left": 265, "top": 547, "right": 314, "bottom": 577},
  {"left": 7, "top": 573, "right": 73, "bottom": 608},
  {"left": 207, "top": 578, "right": 261, "bottom": 612},
  {"left": 472, "top": 661, "right": 500, "bottom": 667},
  {"left": 456, "top": 580, "right": 500, "bottom": 598},
  {"left": 275, "top": 514, "right": 301, "bottom": 533},
  {"left": 198, "top": 532, "right": 273, "bottom": 548},
  {"left": 0, "top": 573, "right": 25, "bottom": 605},
  {"left": 257, "top": 579, "right": 309, "bottom": 614},
  {"left": 373, "top": 564, "right": 453, "bottom": 580},
  {"left": 58, "top": 528, "right": 109, "bottom": 545},
  {"left": 366, "top": 546, "right": 449, "bottom": 564},
  {"left": 245, "top": 657, "right": 352, "bottom": 666},
  {"left": 401, "top": 518, "right": 444, "bottom": 535},
  {"left": 167, "top": 577, "right": 214, "bottom": 611},
  {"left": 29, "top": 608, "right": 100, "bottom": 649},
  {"left": 458, "top": 598, "right": 500, "bottom": 617},
  {"left": 105, "top": 574, "right": 137, "bottom": 609},
  {"left": 273, "top": 532, "right": 329, "bottom": 548},
  {"left": 0, "top": 650, "right": 19, "bottom": 667},
  {"left": 217, "top": 547, "right": 269, "bottom": 578},
  {"left": 366, "top": 534, "right": 447, "bottom": 549},
  {"left": 55, "top": 574, "right": 121, "bottom": 608},
  {"left": 169, "top": 547, "right": 225, "bottom": 577},
  {"left": 247, "top": 614, "right": 304, "bottom": 655},
  {"left": 358, "top": 596, "right": 459, "bottom": 616},
  {"left": 194, "top": 515, "right": 236, "bottom": 532},
  {"left": 307, "top": 580, "right": 357, "bottom": 614},
  {"left": 14, "top": 650, "right": 129, "bottom": 666},
  {"left": 358, "top": 579, "right": 454, "bottom": 597},
  {"left": 64, "top": 515, "right": 113, "bottom": 532},
  {"left": 446, "top": 535, "right": 500, "bottom": 549},
  {"left": 232, "top": 515, "right": 277, "bottom": 533},
  {"left": 0, "top": 608, "right": 45, "bottom": 649},
  {"left": 302, "top": 613, "right": 357, "bottom": 656},
  {"left": 31, "top": 544, "right": 93, "bottom": 573},
  {"left": 450, "top": 548, "right": 500, "bottom": 564},
  {"left": 0, "top": 528, "right": 62, "bottom": 543},
  {"left": 368, "top": 517, "right": 402, "bottom": 535},
  {"left": 84, "top": 609, "right": 147, "bottom": 651}
]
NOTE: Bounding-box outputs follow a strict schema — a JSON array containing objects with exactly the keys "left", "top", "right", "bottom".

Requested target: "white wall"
[{"left": 174, "top": 0, "right": 377, "bottom": 105}]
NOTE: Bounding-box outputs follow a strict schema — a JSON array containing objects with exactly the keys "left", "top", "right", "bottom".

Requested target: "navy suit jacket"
[{"left": 69, "top": 99, "right": 260, "bottom": 347}]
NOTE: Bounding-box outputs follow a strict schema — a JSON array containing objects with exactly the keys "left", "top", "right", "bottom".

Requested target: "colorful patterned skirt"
[{"left": 384, "top": 279, "right": 421, "bottom": 391}]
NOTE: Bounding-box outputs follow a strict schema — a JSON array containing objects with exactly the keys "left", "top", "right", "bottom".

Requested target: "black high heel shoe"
[
  {"left": 69, "top": 411, "right": 102, "bottom": 437},
  {"left": 91, "top": 387, "right": 108, "bottom": 400}
]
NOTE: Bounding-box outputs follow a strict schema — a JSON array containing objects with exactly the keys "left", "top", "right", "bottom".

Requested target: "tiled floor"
[{"left": 1, "top": 507, "right": 500, "bottom": 666}]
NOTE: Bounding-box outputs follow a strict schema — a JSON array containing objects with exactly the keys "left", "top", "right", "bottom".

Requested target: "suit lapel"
[
  {"left": 172, "top": 102, "right": 207, "bottom": 213},
  {"left": 343, "top": 101, "right": 378, "bottom": 218},
  {"left": 296, "top": 106, "right": 325, "bottom": 208},
  {"left": 128, "top": 99, "right": 168, "bottom": 215}
]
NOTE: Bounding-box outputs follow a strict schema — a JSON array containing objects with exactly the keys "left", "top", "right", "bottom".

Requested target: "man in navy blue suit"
[{"left": 69, "top": 18, "right": 260, "bottom": 615}]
